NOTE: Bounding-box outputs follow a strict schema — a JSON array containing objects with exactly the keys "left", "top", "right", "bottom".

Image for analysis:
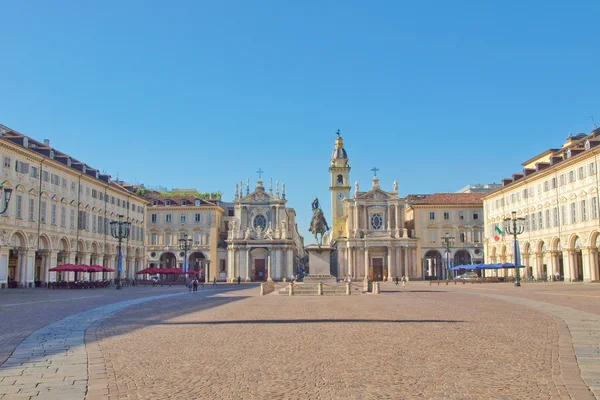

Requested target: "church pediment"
[
  {"left": 357, "top": 189, "right": 395, "bottom": 201},
  {"left": 239, "top": 189, "right": 280, "bottom": 204}
]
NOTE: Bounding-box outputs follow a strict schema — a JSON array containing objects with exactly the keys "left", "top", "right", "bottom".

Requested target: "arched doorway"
[
  {"left": 453, "top": 250, "right": 471, "bottom": 266},
  {"left": 249, "top": 248, "right": 269, "bottom": 281},
  {"left": 8, "top": 231, "right": 28, "bottom": 288},
  {"left": 159, "top": 252, "right": 177, "bottom": 269},
  {"left": 424, "top": 250, "right": 442, "bottom": 280},
  {"left": 189, "top": 251, "right": 206, "bottom": 280}
]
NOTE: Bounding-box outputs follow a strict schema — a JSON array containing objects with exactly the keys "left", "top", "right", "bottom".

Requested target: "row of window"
[
  {"left": 11, "top": 195, "right": 143, "bottom": 240},
  {"left": 149, "top": 232, "right": 209, "bottom": 246},
  {"left": 490, "top": 197, "right": 600, "bottom": 237},
  {"left": 5, "top": 156, "right": 143, "bottom": 214},
  {"left": 491, "top": 162, "right": 598, "bottom": 210},
  {"left": 428, "top": 211, "right": 479, "bottom": 221},
  {"left": 150, "top": 213, "right": 210, "bottom": 224},
  {"left": 427, "top": 230, "right": 482, "bottom": 244}
]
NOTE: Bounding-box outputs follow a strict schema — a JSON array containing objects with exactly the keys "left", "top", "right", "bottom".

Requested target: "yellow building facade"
[
  {"left": 0, "top": 124, "right": 146, "bottom": 289},
  {"left": 405, "top": 193, "right": 485, "bottom": 279},
  {"left": 483, "top": 129, "right": 600, "bottom": 282},
  {"left": 144, "top": 190, "right": 228, "bottom": 282}
]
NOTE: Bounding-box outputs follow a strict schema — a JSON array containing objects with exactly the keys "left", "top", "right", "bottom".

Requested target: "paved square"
[{"left": 1, "top": 282, "right": 599, "bottom": 399}]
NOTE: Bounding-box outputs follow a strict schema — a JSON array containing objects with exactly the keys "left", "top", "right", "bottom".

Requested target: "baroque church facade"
[
  {"left": 329, "top": 134, "right": 419, "bottom": 281},
  {"left": 227, "top": 178, "right": 304, "bottom": 281}
]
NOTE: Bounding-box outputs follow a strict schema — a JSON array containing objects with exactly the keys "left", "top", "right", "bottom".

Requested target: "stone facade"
[
  {"left": 226, "top": 178, "right": 305, "bottom": 282},
  {"left": 0, "top": 124, "right": 146, "bottom": 289},
  {"left": 483, "top": 129, "right": 600, "bottom": 282},
  {"left": 329, "top": 134, "right": 419, "bottom": 281}
]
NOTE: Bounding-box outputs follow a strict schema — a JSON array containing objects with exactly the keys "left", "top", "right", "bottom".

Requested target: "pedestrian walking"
[
  {"left": 213, "top": 277, "right": 217, "bottom": 286},
  {"left": 237, "top": 276, "right": 241, "bottom": 285},
  {"left": 192, "top": 279, "right": 198, "bottom": 292},
  {"left": 555, "top": 270, "right": 560, "bottom": 281},
  {"left": 401, "top": 275, "right": 406, "bottom": 288},
  {"left": 395, "top": 276, "right": 399, "bottom": 286},
  {"left": 187, "top": 279, "right": 193, "bottom": 293}
]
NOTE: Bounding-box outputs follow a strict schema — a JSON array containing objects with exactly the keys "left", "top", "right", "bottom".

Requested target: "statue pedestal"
[{"left": 303, "top": 245, "right": 337, "bottom": 284}]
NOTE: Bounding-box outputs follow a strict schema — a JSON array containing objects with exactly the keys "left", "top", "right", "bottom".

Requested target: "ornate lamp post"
[
  {"left": 442, "top": 232, "right": 454, "bottom": 280},
  {"left": 179, "top": 233, "right": 192, "bottom": 278},
  {"left": 504, "top": 211, "right": 525, "bottom": 287},
  {"left": 0, "top": 186, "right": 13, "bottom": 214},
  {"left": 110, "top": 214, "right": 131, "bottom": 290}
]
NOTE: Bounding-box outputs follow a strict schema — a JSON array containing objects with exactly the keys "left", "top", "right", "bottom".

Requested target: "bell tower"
[{"left": 329, "top": 130, "right": 351, "bottom": 239}]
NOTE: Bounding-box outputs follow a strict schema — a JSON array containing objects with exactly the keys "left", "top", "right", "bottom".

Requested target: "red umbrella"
[
  {"left": 86, "top": 265, "right": 106, "bottom": 272},
  {"left": 137, "top": 267, "right": 161, "bottom": 275},
  {"left": 50, "top": 264, "right": 87, "bottom": 272},
  {"left": 186, "top": 269, "right": 199, "bottom": 275},
  {"left": 103, "top": 267, "right": 116, "bottom": 272}
]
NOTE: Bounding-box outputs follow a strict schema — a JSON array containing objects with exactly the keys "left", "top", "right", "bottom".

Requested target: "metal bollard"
[
  {"left": 260, "top": 283, "right": 264, "bottom": 296},
  {"left": 318, "top": 282, "right": 323, "bottom": 295},
  {"left": 346, "top": 282, "right": 351, "bottom": 295},
  {"left": 289, "top": 283, "right": 293, "bottom": 296}
]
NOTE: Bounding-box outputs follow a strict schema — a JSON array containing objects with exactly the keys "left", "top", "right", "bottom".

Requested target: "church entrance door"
[
  {"left": 254, "top": 259, "right": 266, "bottom": 281},
  {"left": 371, "top": 258, "right": 383, "bottom": 281}
]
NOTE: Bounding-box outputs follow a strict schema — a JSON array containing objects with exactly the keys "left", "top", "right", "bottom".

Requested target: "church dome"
[{"left": 331, "top": 133, "right": 348, "bottom": 160}]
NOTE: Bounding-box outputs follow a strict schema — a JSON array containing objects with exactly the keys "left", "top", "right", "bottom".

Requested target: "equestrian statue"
[{"left": 309, "top": 197, "right": 329, "bottom": 246}]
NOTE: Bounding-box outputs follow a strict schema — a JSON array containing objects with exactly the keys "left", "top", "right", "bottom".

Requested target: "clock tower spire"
[{"left": 329, "top": 130, "right": 351, "bottom": 239}]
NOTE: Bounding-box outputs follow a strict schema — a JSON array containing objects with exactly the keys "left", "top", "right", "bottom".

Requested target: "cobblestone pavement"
[
  {"left": 2, "top": 282, "right": 598, "bottom": 399},
  {"left": 0, "top": 285, "right": 253, "bottom": 366},
  {"left": 423, "top": 281, "right": 600, "bottom": 398},
  {"left": 0, "top": 285, "right": 250, "bottom": 400},
  {"left": 93, "top": 284, "right": 588, "bottom": 400}
]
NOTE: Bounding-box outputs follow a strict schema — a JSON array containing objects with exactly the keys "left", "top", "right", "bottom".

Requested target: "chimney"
[{"left": 43, "top": 139, "right": 50, "bottom": 146}]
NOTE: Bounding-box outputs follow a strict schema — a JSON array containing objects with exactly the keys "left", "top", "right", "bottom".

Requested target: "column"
[
  {"left": 582, "top": 247, "right": 592, "bottom": 282},
  {"left": 395, "top": 205, "right": 401, "bottom": 237},
  {"left": 267, "top": 251, "right": 273, "bottom": 281},
  {"left": 287, "top": 247, "right": 294, "bottom": 279},
  {"left": 348, "top": 204, "right": 354, "bottom": 236},
  {"left": 386, "top": 206, "right": 391, "bottom": 234},
  {"left": 354, "top": 203, "right": 359, "bottom": 237},
  {"left": 403, "top": 246, "right": 408, "bottom": 278},
  {"left": 364, "top": 206, "right": 368, "bottom": 234},
  {"left": 387, "top": 247, "right": 394, "bottom": 281},
  {"left": 395, "top": 247, "right": 401, "bottom": 279},
  {"left": 364, "top": 247, "right": 369, "bottom": 279},
  {"left": 246, "top": 248, "right": 250, "bottom": 281}
]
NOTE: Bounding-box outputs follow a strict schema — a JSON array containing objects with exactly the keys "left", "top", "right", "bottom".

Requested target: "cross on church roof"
[
  {"left": 371, "top": 166, "right": 379, "bottom": 176},
  {"left": 256, "top": 168, "right": 264, "bottom": 179},
  {"left": 336, "top": 129, "right": 341, "bottom": 137}
]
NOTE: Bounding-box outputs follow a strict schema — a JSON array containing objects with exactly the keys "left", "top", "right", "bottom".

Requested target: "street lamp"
[
  {"left": 441, "top": 232, "right": 454, "bottom": 280},
  {"left": 110, "top": 214, "right": 131, "bottom": 290},
  {"left": 0, "top": 186, "right": 13, "bottom": 214},
  {"left": 504, "top": 211, "right": 525, "bottom": 287},
  {"left": 179, "top": 233, "right": 192, "bottom": 278}
]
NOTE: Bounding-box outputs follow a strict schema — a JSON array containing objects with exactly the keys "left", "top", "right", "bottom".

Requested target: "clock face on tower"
[{"left": 337, "top": 193, "right": 345, "bottom": 201}]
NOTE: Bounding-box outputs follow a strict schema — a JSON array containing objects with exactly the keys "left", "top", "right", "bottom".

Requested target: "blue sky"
[{"left": 1, "top": 1, "right": 599, "bottom": 243}]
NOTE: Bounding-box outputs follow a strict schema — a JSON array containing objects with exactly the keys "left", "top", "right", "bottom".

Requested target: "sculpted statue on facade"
[
  {"left": 354, "top": 181, "right": 359, "bottom": 198},
  {"left": 393, "top": 180, "right": 398, "bottom": 192},
  {"left": 244, "top": 227, "right": 252, "bottom": 240}
]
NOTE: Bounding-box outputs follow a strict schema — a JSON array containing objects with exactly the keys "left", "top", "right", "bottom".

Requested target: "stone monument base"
[{"left": 304, "top": 245, "right": 337, "bottom": 284}]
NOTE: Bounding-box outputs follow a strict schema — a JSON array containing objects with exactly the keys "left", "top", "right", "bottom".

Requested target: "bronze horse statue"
[{"left": 309, "top": 197, "right": 329, "bottom": 246}]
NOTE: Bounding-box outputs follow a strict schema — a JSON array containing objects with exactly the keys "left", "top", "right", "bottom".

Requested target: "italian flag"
[{"left": 494, "top": 225, "right": 502, "bottom": 241}]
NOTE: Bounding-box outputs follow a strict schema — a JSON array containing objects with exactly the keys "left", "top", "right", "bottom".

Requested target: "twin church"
[{"left": 226, "top": 132, "right": 418, "bottom": 282}]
